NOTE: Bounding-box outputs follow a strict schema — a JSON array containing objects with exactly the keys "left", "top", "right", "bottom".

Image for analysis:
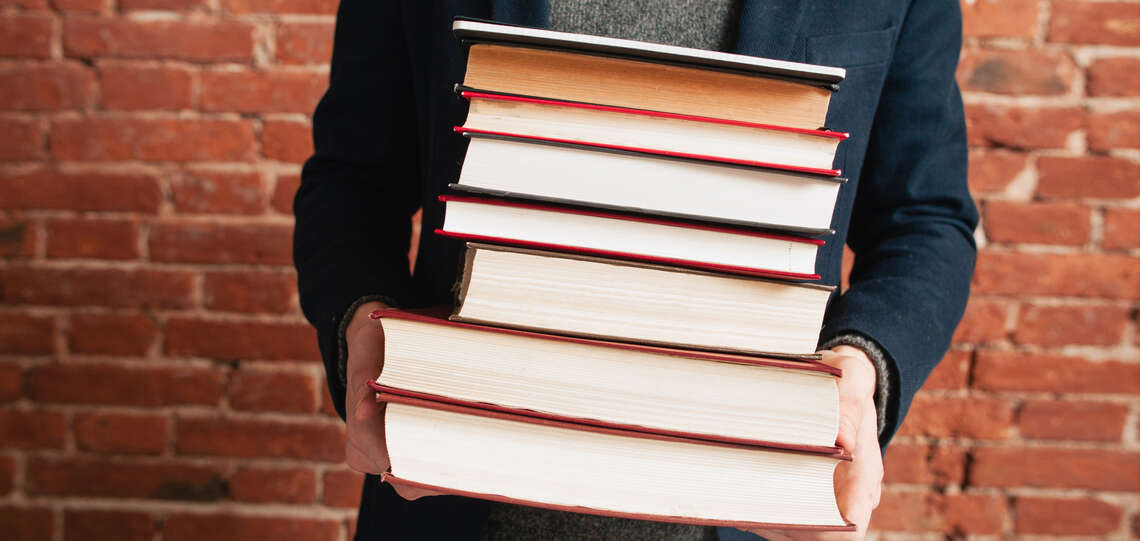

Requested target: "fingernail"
[{"left": 369, "top": 310, "right": 383, "bottom": 320}]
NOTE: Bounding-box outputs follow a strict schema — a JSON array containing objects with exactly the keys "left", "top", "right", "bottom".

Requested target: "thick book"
[
  {"left": 377, "top": 389, "right": 853, "bottom": 531},
  {"left": 453, "top": 19, "right": 845, "bottom": 131},
  {"left": 453, "top": 243, "right": 834, "bottom": 357},
  {"left": 452, "top": 130, "right": 844, "bottom": 235},
  {"left": 436, "top": 195, "right": 825, "bottom": 280},
  {"left": 459, "top": 91, "right": 847, "bottom": 175},
  {"left": 371, "top": 309, "right": 842, "bottom": 449}
]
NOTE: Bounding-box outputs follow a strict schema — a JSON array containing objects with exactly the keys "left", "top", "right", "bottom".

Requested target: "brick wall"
[{"left": 0, "top": 1, "right": 1136, "bottom": 539}]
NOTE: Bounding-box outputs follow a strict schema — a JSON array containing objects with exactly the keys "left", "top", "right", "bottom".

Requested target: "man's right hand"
[{"left": 343, "top": 301, "right": 437, "bottom": 500}]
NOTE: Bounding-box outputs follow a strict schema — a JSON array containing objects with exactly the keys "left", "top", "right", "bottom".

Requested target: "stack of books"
[{"left": 369, "top": 19, "right": 854, "bottom": 532}]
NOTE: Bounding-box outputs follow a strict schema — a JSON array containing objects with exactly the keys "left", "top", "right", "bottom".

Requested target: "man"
[{"left": 294, "top": 1, "right": 978, "bottom": 539}]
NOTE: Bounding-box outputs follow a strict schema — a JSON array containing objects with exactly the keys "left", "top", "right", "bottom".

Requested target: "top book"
[{"left": 453, "top": 19, "right": 846, "bottom": 131}]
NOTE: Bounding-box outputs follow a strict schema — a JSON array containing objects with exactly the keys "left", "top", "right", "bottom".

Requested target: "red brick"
[
  {"left": 170, "top": 170, "right": 267, "bottom": 214},
  {"left": 1019, "top": 400, "right": 1128, "bottom": 442},
  {"left": 1, "top": 266, "right": 195, "bottom": 308},
  {"left": 1104, "top": 208, "right": 1140, "bottom": 250},
  {"left": 961, "top": 0, "right": 1039, "bottom": 38},
  {"left": 870, "top": 491, "right": 1005, "bottom": 534},
  {"left": 149, "top": 221, "right": 292, "bottom": 265},
  {"left": 1088, "top": 58, "right": 1140, "bottom": 97},
  {"left": 958, "top": 50, "right": 1076, "bottom": 95},
  {"left": 1038, "top": 156, "right": 1140, "bottom": 199},
  {"left": 318, "top": 383, "right": 337, "bottom": 417},
  {"left": 202, "top": 69, "right": 326, "bottom": 114},
  {"left": 64, "top": 510, "right": 155, "bottom": 541},
  {"left": 983, "top": 201, "right": 1090, "bottom": 245},
  {"left": 0, "top": 409, "right": 66, "bottom": 449},
  {"left": 262, "top": 120, "right": 312, "bottom": 163},
  {"left": 99, "top": 63, "right": 193, "bottom": 111},
  {"left": 972, "top": 252, "right": 1140, "bottom": 300},
  {"left": 0, "top": 63, "right": 95, "bottom": 111},
  {"left": 271, "top": 173, "right": 299, "bottom": 214},
  {"left": 966, "top": 105, "right": 1083, "bottom": 149},
  {"left": 175, "top": 417, "right": 344, "bottom": 461},
  {"left": 952, "top": 298, "right": 1008, "bottom": 345},
  {"left": 165, "top": 514, "right": 339, "bottom": 541},
  {"left": 0, "top": 365, "right": 20, "bottom": 402},
  {"left": 882, "top": 443, "right": 966, "bottom": 485},
  {"left": 0, "top": 506, "right": 54, "bottom": 541},
  {"left": 0, "top": 168, "right": 161, "bottom": 213},
  {"left": 120, "top": 0, "right": 207, "bottom": 9},
  {"left": 46, "top": 218, "right": 140, "bottom": 260},
  {"left": 975, "top": 351, "right": 1140, "bottom": 394},
  {"left": 74, "top": 411, "right": 168, "bottom": 455},
  {"left": 204, "top": 270, "right": 297, "bottom": 313},
  {"left": 899, "top": 396, "right": 1015, "bottom": 439},
  {"left": 967, "top": 150, "right": 1026, "bottom": 194},
  {"left": 51, "top": 117, "right": 256, "bottom": 162},
  {"left": 1049, "top": 2, "right": 1140, "bottom": 46},
  {"left": 277, "top": 21, "right": 335, "bottom": 64},
  {"left": 0, "top": 117, "right": 43, "bottom": 160},
  {"left": 0, "top": 313, "right": 54, "bottom": 355},
  {"left": 323, "top": 469, "right": 363, "bottom": 508},
  {"left": 26, "top": 363, "right": 224, "bottom": 406},
  {"left": 229, "top": 368, "right": 317, "bottom": 412},
  {"left": 64, "top": 17, "right": 254, "bottom": 62},
  {"left": 1014, "top": 497, "right": 1124, "bottom": 535},
  {"left": 970, "top": 447, "right": 1140, "bottom": 490},
  {"left": 165, "top": 318, "right": 320, "bottom": 361},
  {"left": 0, "top": 217, "right": 36, "bottom": 257},
  {"left": 27, "top": 457, "right": 226, "bottom": 500},
  {"left": 0, "top": 456, "right": 14, "bottom": 494},
  {"left": 1, "top": 0, "right": 49, "bottom": 8},
  {"left": 0, "top": 13, "right": 53, "bottom": 58},
  {"left": 220, "top": 0, "right": 337, "bottom": 14},
  {"left": 52, "top": 0, "right": 106, "bottom": 11},
  {"left": 230, "top": 467, "right": 317, "bottom": 503},
  {"left": 925, "top": 350, "right": 971, "bottom": 390},
  {"left": 1089, "top": 110, "right": 1140, "bottom": 151},
  {"left": 1014, "top": 305, "right": 1128, "bottom": 347},
  {"left": 68, "top": 312, "right": 157, "bottom": 356}
]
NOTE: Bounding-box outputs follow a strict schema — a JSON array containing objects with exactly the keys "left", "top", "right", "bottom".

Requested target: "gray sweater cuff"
[
  {"left": 336, "top": 295, "right": 397, "bottom": 390},
  {"left": 819, "top": 333, "right": 893, "bottom": 438}
]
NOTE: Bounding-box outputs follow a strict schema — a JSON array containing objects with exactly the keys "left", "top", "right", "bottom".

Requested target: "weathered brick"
[
  {"left": 0, "top": 13, "right": 53, "bottom": 58},
  {"left": 74, "top": 411, "right": 169, "bottom": 454},
  {"left": 51, "top": 117, "right": 256, "bottom": 162},
  {"left": 1049, "top": 2, "right": 1140, "bottom": 46},
  {"left": 165, "top": 514, "right": 340, "bottom": 541},
  {"left": 0, "top": 216, "right": 36, "bottom": 257},
  {"left": 1104, "top": 208, "right": 1140, "bottom": 250},
  {"left": 1, "top": 265, "right": 195, "bottom": 308},
  {"left": 52, "top": 0, "right": 105, "bottom": 11},
  {"left": 898, "top": 396, "right": 1015, "bottom": 439},
  {"left": 68, "top": 312, "right": 157, "bottom": 356},
  {"left": 972, "top": 252, "right": 1140, "bottom": 300},
  {"left": 0, "top": 455, "right": 14, "bottom": 494},
  {"left": 277, "top": 21, "right": 335, "bottom": 64},
  {"left": 882, "top": 443, "right": 966, "bottom": 486},
  {"left": 64, "top": 510, "right": 156, "bottom": 541},
  {"left": 0, "top": 313, "right": 54, "bottom": 355},
  {"left": 0, "top": 365, "right": 20, "bottom": 403},
  {"left": 967, "top": 150, "right": 1026, "bottom": 194},
  {"left": 960, "top": 0, "right": 1039, "bottom": 38},
  {"left": 970, "top": 447, "right": 1140, "bottom": 490},
  {"left": 175, "top": 417, "right": 344, "bottom": 461},
  {"left": 27, "top": 457, "right": 227, "bottom": 500},
  {"left": 958, "top": 50, "right": 1076, "bottom": 95},
  {"left": 165, "top": 318, "right": 319, "bottom": 361},
  {"left": 983, "top": 201, "right": 1090, "bottom": 245},
  {"left": 119, "top": 0, "right": 208, "bottom": 9},
  {"left": 1038, "top": 156, "right": 1140, "bottom": 199},
  {"left": 0, "top": 63, "right": 95, "bottom": 110},
  {"left": 220, "top": 0, "right": 337, "bottom": 14},
  {"left": 952, "top": 298, "right": 1008, "bottom": 344},
  {"left": 1088, "top": 58, "right": 1140, "bottom": 96},
  {"left": 322, "top": 469, "right": 364, "bottom": 508},
  {"left": 871, "top": 491, "right": 1005, "bottom": 534},
  {"left": 46, "top": 218, "right": 140, "bottom": 260},
  {"left": 0, "top": 505, "right": 54, "bottom": 541},
  {"left": 271, "top": 174, "right": 299, "bottom": 214},
  {"left": 966, "top": 105, "right": 1083, "bottom": 149},
  {"left": 170, "top": 170, "right": 267, "bottom": 214},
  {"left": 64, "top": 17, "right": 255, "bottom": 62},
  {"left": 0, "top": 409, "right": 67, "bottom": 449},
  {"left": 1088, "top": 110, "right": 1140, "bottom": 151},
  {"left": 262, "top": 120, "right": 312, "bottom": 163},
  {"left": 201, "top": 70, "right": 326, "bottom": 114},
  {"left": 0, "top": 168, "right": 161, "bottom": 213},
  {"left": 229, "top": 467, "right": 317, "bottom": 503},
  {"left": 925, "top": 350, "right": 971, "bottom": 390},
  {"left": 228, "top": 368, "right": 316, "bottom": 413},
  {"left": 99, "top": 63, "right": 194, "bottom": 110},
  {"left": 0, "top": 117, "right": 44, "bottom": 160},
  {"left": 26, "top": 363, "right": 224, "bottom": 406},
  {"left": 204, "top": 270, "right": 297, "bottom": 313},
  {"left": 1019, "top": 400, "right": 1128, "bottom": 442},
  {"left": 148, "top": 221, "right": 292, "bottom": 265},
  {"left": 1014, "top": 497, "right": 1124, "bottom": 535},
  {"left": 975, "top": 351, "right": 1139, "bottom": 394},
  {"left": 1013, "top": 305, "right": 1128, "bottom": 347}
]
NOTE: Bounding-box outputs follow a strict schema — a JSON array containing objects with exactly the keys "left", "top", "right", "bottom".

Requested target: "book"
[
  {"left": 454, "top": 19, "right": 844, "bottom": 130},
  {"left": 453, "top": 243, "right": 835, "bottom": 357},
  {"left": 459, "top": 91, "right": 847, "bottom": 175},
  {"left": 436, "top": 195, "right": 825, "bottom": 280},
  {"left": 372, "top": 309, "right": 842, "bottom": 449},
  {"left": 452, "top": 131, "right": 844, "bottom": 234},
  {"left": 378, "top": 389, "right": 852, "bottom": 530}
]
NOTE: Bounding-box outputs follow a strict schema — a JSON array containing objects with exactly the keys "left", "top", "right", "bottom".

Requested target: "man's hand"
[
  {"left": 741, "top": 346, "right": 883, "bottom": 541},
  {"left": 343, "top": 301, "right": 437, "bottom": 500}
]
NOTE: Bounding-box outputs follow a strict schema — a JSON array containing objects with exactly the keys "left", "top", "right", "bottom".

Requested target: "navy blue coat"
[{"left": 294, "top": 1, "right": 977, "bottom": 537}]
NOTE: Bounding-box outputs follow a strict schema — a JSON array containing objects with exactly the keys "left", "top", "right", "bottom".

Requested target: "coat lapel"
[{"left": 733, "top": 0, "right": 808, "bottom": 60}]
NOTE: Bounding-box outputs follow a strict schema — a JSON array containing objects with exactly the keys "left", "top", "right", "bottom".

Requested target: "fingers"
[
  {"left": 819, "top": 349, "right": 875, "bottom": 453},
  {"left": 832, "top": 396, "right": 882, "bottom": 539},
  {"left": 392, "top": 483, "right": 445, "bottom": 501},
  {"left": 344, "top": 313, "right": 390, "bottom": 475}
]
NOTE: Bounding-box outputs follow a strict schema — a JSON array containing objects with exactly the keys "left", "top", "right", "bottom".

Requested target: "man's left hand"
[{"left": 740, "top": 345, "right": 883, "bottom": 541}]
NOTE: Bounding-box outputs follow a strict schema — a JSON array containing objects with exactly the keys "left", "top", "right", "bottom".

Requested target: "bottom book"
[{"left": 377, "top": 389, "right": 854, "bottom": 531}]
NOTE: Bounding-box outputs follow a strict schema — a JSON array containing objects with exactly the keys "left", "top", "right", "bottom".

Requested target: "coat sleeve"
[
  {"left": 293, "top": 0, "right": 422, "bottom": 419},
  {"left": 817, "top": 0, "right": 979, "bottom": 446}
]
